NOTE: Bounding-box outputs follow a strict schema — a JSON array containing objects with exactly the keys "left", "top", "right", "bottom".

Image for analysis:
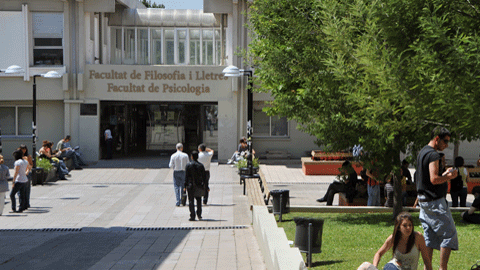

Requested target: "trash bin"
[
  {"left": 270, "top": 189, "right": 290, "bottom": 215},
  {"left": 294, "top": 217, "right": 324, "bottom": 253},
  {"left": 32, "top": 167, "right": 45, "bottom": 186}
]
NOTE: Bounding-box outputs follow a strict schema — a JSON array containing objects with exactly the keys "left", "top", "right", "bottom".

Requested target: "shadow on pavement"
[{"left": 0, "top": 227, "right": 190, "bottom": 270}]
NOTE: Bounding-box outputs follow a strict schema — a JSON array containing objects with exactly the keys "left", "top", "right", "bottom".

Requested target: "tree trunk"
[{"left": 391, "top": 142, "right": 403, "bottom": 219}]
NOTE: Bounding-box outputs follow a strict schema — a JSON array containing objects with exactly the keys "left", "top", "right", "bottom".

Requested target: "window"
[
  {"left": 80, "top": 104, "right": 97, "bottom": 116},
  {"left": 189, "top": 30, "right": 201, "bottom": 65},
  {"left": 177, "top": 29, "right": 186, "bottom": 64},
  {"left": 253, "top": 102, "right": 289, "bottom": 137},
  {"left": 32, "top": 13, "right": 64, "bottom": 66},
  {"left": 109, "top": 27, "right": 223, "bottom": 65},
  {"left": 137, "top": 29, "right": 149, "bottom": 64},
  {"left": 0, "top": 106, "right": 32, "bottom": 136},
  {"left": 165, "top": 29, "right": 174, "bottom": 65},
  {"left": 202, "top": 30, "right": 214, "bottom": 65},
  {"left": 123, "top": 28, "right": 135, "bottom": 64},
  {"left": 151, "top": 29, "right": 162, "bottom": 64}
]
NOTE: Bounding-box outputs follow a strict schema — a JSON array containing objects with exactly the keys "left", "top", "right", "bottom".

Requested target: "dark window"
[{"left": 80, "top": 104, "right": 97, "bottom": 116}]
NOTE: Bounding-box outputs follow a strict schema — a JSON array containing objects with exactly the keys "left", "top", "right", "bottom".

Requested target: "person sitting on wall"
[
  {"left": 227, "top": 137, "right": 255, "bottom": 164},
  {"left": 317, "top": 160, "right": 358, "bottom": 205},
  {"left": 39, "top": 140, "right": 70, "bottom": 180},
  {"left": 461, "top": 186, "right": 480, "bottom": 224},
  {"left": 56, "top": 135, "right": 84, "bottom": 170}
]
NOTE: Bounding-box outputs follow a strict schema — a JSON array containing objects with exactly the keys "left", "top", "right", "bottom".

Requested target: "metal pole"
[
  {"left": 244, "top": 70, "right": 253, "bottom": 176},
  {"left": 308, "top": 223, "right": 313, "bottom": 267},
  {"left": 279, "top": 193, "right": 283, "bottom": 222},
  {"left": 32, "top": 75, "right": 38, "bottom": 185},
  {"left": 0, "top": 126, "right": 2, "bottom": 154}
]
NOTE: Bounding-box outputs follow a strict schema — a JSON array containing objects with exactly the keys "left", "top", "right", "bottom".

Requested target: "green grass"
[{"left": 275, "top": 212, "right": 479, "bottom": 269}]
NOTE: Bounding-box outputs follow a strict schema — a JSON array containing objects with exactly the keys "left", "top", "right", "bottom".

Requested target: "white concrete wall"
[{"left": 0, "top": 11, "right": 26, "bottom": 70}]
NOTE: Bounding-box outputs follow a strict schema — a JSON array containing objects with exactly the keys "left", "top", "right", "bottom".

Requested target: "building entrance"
[{"left": 100, "top": 102, "right": 217, "bottom": 158}]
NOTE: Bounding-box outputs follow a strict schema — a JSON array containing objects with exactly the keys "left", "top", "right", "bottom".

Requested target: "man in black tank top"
[{"left": 415, "top": 126, "right": 458, "bottom": 270}]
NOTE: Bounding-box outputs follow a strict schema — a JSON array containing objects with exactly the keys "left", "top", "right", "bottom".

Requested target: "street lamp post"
[
  {"left": 222, "top": 66, "right": 254, "bottom": 176},
  {"left": 1, "top": 66, "right": 61, "bottom": 183}
]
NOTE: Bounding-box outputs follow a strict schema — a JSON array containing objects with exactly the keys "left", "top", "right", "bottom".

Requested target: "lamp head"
[
  {"left": 42, "top": 71, "right": 62, "bottom": 78},
  {"left": 222, "top": 65, "right": 241, "bottom": 77},
  {"left": 4, "top": 65, "right": 24, "bottom": 74}
]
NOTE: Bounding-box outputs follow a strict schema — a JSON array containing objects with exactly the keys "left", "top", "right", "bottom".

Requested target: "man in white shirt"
[
  {"left": 104, "top": 128, "right": 113, "bottom": 159},
  {"left": 198, "top": 144, "right": 214, "bottom": 205},
  {"left": 169, "top": 143, "right": 189, "bottom": 206}
]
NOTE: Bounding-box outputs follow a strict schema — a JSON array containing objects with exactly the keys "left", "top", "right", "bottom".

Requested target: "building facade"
[{"left": 0, "top": 0, "right": 319, "bottom": 162}]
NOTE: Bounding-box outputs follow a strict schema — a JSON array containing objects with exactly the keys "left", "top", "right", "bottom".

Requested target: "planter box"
[{"left": 301, "top": 157, "right": 363, "bottom": 175}]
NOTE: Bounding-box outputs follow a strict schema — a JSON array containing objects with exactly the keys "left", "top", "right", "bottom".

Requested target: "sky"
[{"left": 154, "top": 0, "right": 203, "bottom": 10}]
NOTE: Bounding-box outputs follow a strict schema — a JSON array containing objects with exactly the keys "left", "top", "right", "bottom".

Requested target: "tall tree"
[{"left": 248, "top": 0, "right": 480, "bottom": 216}]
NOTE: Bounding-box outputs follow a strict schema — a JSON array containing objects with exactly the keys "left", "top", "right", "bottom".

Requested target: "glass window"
[
  {"left": 123, "top": 28, "right": 135, "bottom": 64},
  {"left": 18, "top": 107, "right": 32, "bottom": 136},
  {"left": 32, "top": 13, "right": 64, "bottom": 66},
  {"left": 202, "top": 30, "right": 214, "bottom": 65},
  {"left": 110, "top": 28, "right": 122, "bottom": 64},
  {"left": 137, "top": 29, "right": 148, "bottom": 64},
  {"left": 165, "top": 29, "right": 174, "bottom": 65},
  {"left": 215, "top": 29, "right": 221, "bottom": 65},
  {"left": 151, "top": 29, "right": 162, "bottom": 65},
  {"left": 0, "top": 107, "right": 32, "bottom": 136},
  {"left": 177, "top": 30, "right": 186, "bottom": 64},
  {"left": 0, "top": 107, "right": 15, "bottom": 135},
  {"left": 189, "top": 30, "right": 201, "bottom": 65},
  {"left": 253, "top": 102, "right": 289, "bottom": 137}
]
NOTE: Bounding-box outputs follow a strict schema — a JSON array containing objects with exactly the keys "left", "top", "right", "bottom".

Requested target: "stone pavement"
[{"left": 0, "top": 158, "right": 265, "bottom": 270}]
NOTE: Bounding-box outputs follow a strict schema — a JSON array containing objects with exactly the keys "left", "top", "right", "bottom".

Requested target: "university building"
[
  {"left": 0, "top": 0, "right": 317, "bottom": 162},
  {"left": 1, "top": 0, "right": 477, "bottom": 164}
]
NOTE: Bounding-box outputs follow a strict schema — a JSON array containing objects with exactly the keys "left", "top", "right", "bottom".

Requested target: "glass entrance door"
[{"left": 146, "top": 104, "right": 184, "bottom": 151}]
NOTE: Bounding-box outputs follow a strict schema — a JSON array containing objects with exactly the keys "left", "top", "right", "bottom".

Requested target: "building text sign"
[{"left": 85, "top": 65, "right": 232, "bottom": 101}]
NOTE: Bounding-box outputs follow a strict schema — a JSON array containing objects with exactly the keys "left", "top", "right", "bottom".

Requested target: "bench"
[
  {"left": 258, "top": 168, "right": 271, "bottom": 205},
  {"left": 301, "top": 157, "right": 363, "bottom": 175},
  {"left": 246, "top": 178, "right": 266, "bottom": 209}
]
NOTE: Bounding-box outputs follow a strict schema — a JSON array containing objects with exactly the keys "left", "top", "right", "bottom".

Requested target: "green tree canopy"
[
  {"left": 248, "top": 0, "right": 480, "bottom": 214},
  {"left": 141, "top": 0, "right": 165, "bottom": 8}
]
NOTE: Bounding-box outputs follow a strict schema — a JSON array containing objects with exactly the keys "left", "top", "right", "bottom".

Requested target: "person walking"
[
  {"left": 104, "top": 128, "right": 113, "bottom": 159},
  {"left": 416, "top": 126, "right": 458, "bottom": 270},
  {"left": 10, "top": 149, "right": 30, "bottom": 213},
  {"left": 0, "top": 154, "right": 11, "bottom": 215},
  {"left": 198, "top": 144, "right": 214, "bottom": 205},
  {"left": 169, "top": 143, "right": 189, "bottom": 206},
  {"left": 185, "top": 151, "right": 206, "bottom": 221}
]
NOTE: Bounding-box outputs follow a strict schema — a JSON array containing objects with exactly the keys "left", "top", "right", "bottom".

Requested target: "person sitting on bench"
[{"left": 317, "top": 160, "right": 358, "bottom": 205}]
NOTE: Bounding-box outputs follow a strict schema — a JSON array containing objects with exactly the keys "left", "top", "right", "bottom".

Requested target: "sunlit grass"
[{"left": 276, "top": 212, "right": 479, "bottom": 269}]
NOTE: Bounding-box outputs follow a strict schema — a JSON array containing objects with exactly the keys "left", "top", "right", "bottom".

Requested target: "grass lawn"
[{"left": 275, "top": 212, "right": 479, "bottom": 269}]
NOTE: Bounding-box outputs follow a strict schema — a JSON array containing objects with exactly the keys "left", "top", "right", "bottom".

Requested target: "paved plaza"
[
  {"left": 1, "top": 158, "right": 475, "bottom": 270},
  {"left": 0, "top": 158, "right": 265, "bottom": 270}
]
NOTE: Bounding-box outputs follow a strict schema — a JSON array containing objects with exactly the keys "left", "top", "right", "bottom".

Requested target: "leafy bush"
[
  {"left": 236, "top": 157, "right": 260, "bottom": 169},
  {"left": 36, "top": 157, "right": 53, "bottom": 171}
]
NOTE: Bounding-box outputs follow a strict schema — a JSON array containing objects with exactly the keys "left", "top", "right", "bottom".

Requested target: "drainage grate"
[
  {"left": 0, "top": 226, "right": 249, "bottom": 233},
  {"left": 0, "top": 228, "right": 82, "bottom": 232},
  {"left": 126, "top": 225, "right": 249, "bottom": 231}
]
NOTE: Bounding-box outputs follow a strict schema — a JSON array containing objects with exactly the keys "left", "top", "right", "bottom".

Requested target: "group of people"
[
  {"left": 319, "top": 127, "right": 479, "bottom": 269},
  {"left": 169, "top": 143, "right": 214, "bottom": 221},
  {"left": 0, "top": 135, "right": 86, "bottom": 214},
  {"left": 0, "top": 145, "right": 33, "bottom": 214}
]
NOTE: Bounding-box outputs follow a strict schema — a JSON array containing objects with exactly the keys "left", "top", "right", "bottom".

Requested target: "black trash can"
[
  {"left": 270, "top": 189, "right": 290, "bottom": 214},
  {"left": 32, "top": 167, "right": 45, "bottom": 186},
  {"left": 294, "top": 217, "right": 324, "bottom": 253}
]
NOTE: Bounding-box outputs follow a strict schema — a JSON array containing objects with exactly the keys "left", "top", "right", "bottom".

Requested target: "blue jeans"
[
  {"left": 173, "top": 171, "right": 186, "bottom": 206},
  {"left": 450, "top": 187, "right": 467, "bottom": 207},
  {"left": 10, "top": 182, "right": 27, "bottom": 211},
  {"left": 419, "top": 197, "right": 458, "bottom": 250},
  {"left": 367, "top": 184, "right": 380, "bottom": 206},
  {"left": 60, "top": 150, "right": 80, "bottom": 168}
]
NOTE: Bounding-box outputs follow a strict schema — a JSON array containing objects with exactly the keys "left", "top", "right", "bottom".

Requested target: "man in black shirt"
[
  {"left": 416, "top": 126, "right": 458, "bottom": 270},
  {"left": 185, "top": 151, "right": 207, "bottom": 221}
]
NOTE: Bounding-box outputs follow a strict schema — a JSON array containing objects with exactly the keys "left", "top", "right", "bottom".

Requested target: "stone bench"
[{"left": 301, "top": 157, "right": 363, "bottom": 175}]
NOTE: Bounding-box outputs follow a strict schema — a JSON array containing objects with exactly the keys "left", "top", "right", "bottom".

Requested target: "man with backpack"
[{"left": 185, "top": 151, "right": 207, "bottom": 221}]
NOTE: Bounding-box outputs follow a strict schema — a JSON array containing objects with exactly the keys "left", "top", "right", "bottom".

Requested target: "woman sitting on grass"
[{"left": 357, "top": 212, "right": 432, "bottom": 270}]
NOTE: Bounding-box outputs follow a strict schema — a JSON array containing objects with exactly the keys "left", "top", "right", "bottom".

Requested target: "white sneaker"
[{"left": 227, "top": 159, "right": 233, "bottom": 164}]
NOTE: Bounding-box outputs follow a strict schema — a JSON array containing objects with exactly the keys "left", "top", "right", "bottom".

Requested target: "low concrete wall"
[{"left": 252, "top": 205, "right": 306, "bottom": 270}]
